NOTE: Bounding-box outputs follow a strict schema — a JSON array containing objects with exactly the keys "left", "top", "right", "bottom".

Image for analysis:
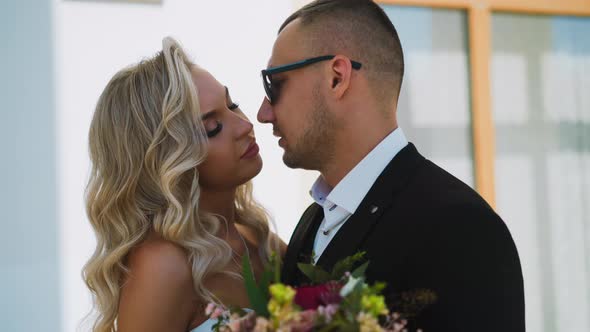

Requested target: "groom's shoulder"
[
  {"left": 407, "top": 158, "right": 486, "bottom": 205},
  {"left": 388, "top": 157, "right": 500, "bottom": 227},
  {"left": 387, "top": 144, "right": 481, "bottom": 205},
  {"left": 385, "top": 159, "right": 510, "bottom": 244}
]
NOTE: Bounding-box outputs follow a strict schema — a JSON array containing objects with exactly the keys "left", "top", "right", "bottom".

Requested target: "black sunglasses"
[{"left": 261, "top": 55, "right": 362, "bottom": 104}]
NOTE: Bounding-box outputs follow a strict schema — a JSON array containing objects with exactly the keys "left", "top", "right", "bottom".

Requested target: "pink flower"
[
  {"left": 288, "top": 309, "right": 317, "bottom": 332},
  {"left": 253, "top": 317, "right": 270, "bottom": 332},
  {"left": 211, "top": 307, "right": 225, "bottom": 319},
  {"left": 225, "top": 320, "right": 242, "bottom": 331},
  {"left": 318, "top": 304, "right": 339, "bottom": 323},
  {"left": 205, "top": 303, "right": 216, "bottom": 316}
]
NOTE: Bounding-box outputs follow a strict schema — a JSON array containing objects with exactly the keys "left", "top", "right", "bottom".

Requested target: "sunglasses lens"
[{"left": 262, "top": 74, "right": 273, "bottom": 104}]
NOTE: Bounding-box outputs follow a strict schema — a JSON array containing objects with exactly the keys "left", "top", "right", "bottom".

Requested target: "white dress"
[
  {"left": 190, "top": 318, "right": 217, "bottom": 332},
  {"left": 189, "top": 309, "right": 252, "bottom": 332}
]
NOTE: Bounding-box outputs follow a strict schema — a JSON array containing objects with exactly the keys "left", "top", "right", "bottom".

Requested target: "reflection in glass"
[
  {"left": 382, "top": 6, "right": 474, "bottom": 187},
  {"left": 493, "top": 14, "right": 590, "bottom": 332}
]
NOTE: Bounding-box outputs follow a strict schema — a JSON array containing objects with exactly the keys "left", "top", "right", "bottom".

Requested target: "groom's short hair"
[{"left": 279, "top": 0, "right": 405, "bottom": 101}]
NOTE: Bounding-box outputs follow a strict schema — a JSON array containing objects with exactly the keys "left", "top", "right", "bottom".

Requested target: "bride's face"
[{"left": 193, "top": 66, "right": 262, "bottom": 190}]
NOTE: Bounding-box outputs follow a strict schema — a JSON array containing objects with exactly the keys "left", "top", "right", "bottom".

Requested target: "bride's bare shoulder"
[
  {"left": 118, "top": 235, "right": 197, "bottom": 331},
  {"left": 127, "top": 235, "right": 191, "bottom": 280}
]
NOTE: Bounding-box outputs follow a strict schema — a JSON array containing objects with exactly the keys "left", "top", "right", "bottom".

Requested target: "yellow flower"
[
  {"left": 268, "top": 299, "right": 296, "bottom": 319},
  {"left": 269, "top": 283, "right": 296, "bottom": 305},
  {"left": 268, "top": 299, "right": 280, "bottom": 318},
  {"left": 361, "top": 294, "right": 389, "bottom": 317},
  {"left": 268, "top": 292, "right": 299, "bottom": 330}
]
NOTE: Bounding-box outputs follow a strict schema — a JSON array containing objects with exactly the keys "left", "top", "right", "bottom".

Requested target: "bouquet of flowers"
[{"left": 205, "top": 252, "right": 435, "bottom": 332}]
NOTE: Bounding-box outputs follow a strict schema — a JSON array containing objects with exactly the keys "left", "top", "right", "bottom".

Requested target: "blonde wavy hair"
[{"left": 83, "top": 37, "right": 274, "bottom": 332}]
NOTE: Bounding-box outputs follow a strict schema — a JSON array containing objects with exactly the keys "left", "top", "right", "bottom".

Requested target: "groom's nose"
[{"left": 257, "top": 97, "right": 275, "bottom": 124}]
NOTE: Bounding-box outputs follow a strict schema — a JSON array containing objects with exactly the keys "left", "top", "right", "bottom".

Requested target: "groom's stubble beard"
[{"left": 282, "top": 84, "right": 335, "bottom": 171}]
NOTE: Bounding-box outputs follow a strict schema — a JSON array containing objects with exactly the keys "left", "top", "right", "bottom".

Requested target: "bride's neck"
[{"left": 199, "top": 188, "right": 237, "bottom": 225}]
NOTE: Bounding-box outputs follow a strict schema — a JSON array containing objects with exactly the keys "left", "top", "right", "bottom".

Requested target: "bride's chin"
[
  {"left": 251, "top": 162, "right": 263, "bottom": 180},
  {"left": 240, "top": 159, "right": 263, "bottom": 185},
  {"left": 250, "top": 156, "right": 263, "bottom": 175}
]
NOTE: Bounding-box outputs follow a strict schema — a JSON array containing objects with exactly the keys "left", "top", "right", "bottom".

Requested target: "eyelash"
[
  {"left": 229, "top": 102, "right": 240, "bottom": 110},
  {"left": 206, "top": 102, "right": 240, "bottom": 138},
  {"left": 207, "top": 122, "right": 222, "bottom": 138}
]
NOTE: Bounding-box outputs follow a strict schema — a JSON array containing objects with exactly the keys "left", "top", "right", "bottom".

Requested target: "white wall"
[{"left": 53, "top": 0, "right": 314, "bottom": 331}]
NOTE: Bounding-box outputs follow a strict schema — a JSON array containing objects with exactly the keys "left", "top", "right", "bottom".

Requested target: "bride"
[{"left": 83, "top": 37, "right": 285, "bottom": 332}]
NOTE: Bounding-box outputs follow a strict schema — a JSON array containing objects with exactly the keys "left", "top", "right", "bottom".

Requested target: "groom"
[{"left": 257, "top": 0, "right": 525, "bottom": 331}]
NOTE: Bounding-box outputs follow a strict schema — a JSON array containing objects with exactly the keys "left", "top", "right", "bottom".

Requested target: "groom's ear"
[{"left": 326, "top": 55, "right": 352, "bottom": 100}]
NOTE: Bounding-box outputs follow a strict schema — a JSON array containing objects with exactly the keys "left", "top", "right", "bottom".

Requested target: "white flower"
[{"left": 340, "top": 275, "right": 362, "bottom": 297}]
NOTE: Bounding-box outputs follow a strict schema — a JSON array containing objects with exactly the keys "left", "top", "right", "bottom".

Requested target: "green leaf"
[
  {"left": 319, "top": 321, "right": 357, "bottom": 332},
  {"left": 212, "top": 316, "right": 226, "bottom": 332},
  {"left": 257, "top": 268, "right": 273, "bottom": 303},
  {"left": 351, "top": 261, "right": 369, "bottom": 278},
  {"left": 368, "top": 281, "right": 386, "bottom": 295},
  {"left": 269, "top": 251, "right": 281, "bottom": 283},
  {"left": 242, "top": 254, "right": 270, "bottom": 317},
  {"left": 297, "top": 263, "right": 332, "bottom": 284},
  {"left": 328, "top": 320, "right": 359, "bottom": 332},
  {"left": 331, "top": 251, "right": 367, "bottom": 280},
  {"left": 342, "top": 280, "right": 366, "bottom": 316}
]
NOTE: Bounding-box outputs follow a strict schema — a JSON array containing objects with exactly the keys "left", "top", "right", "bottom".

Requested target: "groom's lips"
[{"left": 273, "top": 127, "right": 285, "bottom": 147}]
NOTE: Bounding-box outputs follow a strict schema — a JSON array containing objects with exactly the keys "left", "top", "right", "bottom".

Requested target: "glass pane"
[
  {"left": 382, "top": 6, "right": 474, "bottom": 187},
  {"left": 1, "top": 1, "right": 60, "bottom": 331},
  {"left": 492, "top": 14, "right": 590, "bottom": 332}
]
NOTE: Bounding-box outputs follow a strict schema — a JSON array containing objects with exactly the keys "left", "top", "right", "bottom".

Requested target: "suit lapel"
[
  {"left": 282, "top": 203, "right": 324, "bottom": 284},
  {"left": 316, "top": 143, "right": 425, "bottom": 270}
]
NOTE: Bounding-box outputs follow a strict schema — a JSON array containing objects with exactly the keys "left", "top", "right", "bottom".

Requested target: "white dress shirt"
[{"left": 309, "top": 128, "right": 408, "bottom": 263}]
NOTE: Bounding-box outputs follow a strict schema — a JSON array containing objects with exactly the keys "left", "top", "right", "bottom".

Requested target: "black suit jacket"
[{"left": 282, "top": 143, "right": 525, "bottom": 332}]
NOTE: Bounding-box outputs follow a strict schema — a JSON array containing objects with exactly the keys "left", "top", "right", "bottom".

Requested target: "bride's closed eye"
[
  {"left": 204, "top": 87, "right": 242, "bottom": 138},
  {"left": 205, "top": 101, "right": 240, "bottom": 138},
  {"left": 205, "top": 119, "right": 222, "bottom": 138}
]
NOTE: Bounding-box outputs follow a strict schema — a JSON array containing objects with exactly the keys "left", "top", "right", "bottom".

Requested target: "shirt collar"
[{"left": 310, "top": 128, "right": 408, "bottom": 214}]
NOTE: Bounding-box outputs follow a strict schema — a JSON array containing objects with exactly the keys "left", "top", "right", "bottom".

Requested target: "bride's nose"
[{"left": 235, "top": 114, "right": 254, "bottom": 138}]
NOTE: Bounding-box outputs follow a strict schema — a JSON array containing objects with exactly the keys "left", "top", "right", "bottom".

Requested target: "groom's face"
[{"left": 257, "top": 20, "right": 334, "bottom": 170}]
